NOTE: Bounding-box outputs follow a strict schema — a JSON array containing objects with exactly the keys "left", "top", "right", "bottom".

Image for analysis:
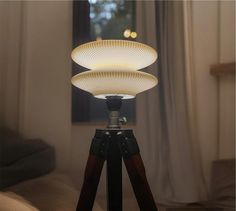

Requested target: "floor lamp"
[{"left": 71, "top": 40, "right": 158, "bottom": 211}]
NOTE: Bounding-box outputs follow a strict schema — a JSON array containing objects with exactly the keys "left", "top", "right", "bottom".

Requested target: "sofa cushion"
[
  {"left": 0, "top": 192, "right": 38, "bottom": 211},
  {"left": 6, "top": 173, "right": 104, "bottom": 211},
  {"left": 0, "top": 147, "right": 55, "bottom": 189},
  {"left": 0, "top": 128, "right": 55, "bottom": 189},
  {"left": 0, "top": 128, "right": 49, "bottom": 166}
]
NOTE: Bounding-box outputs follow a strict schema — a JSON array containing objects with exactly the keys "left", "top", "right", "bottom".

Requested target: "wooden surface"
[
  {"left": 210, "top": 62, "right": 235, "bottom": 76},
  {"left": 76, "top": 155, "right": 105, "bottom": 211},
  {"left": 124, "top": 154, "right": 158, "bottom": 211}
]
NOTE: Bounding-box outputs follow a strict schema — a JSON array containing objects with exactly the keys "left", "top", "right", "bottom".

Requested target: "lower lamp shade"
[{"left": 71, "top": 70, "right": 158, "bottom": 99}]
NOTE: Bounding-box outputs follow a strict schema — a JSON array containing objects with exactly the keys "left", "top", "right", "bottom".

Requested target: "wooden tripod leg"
[
  {"left": 107, "top": 134, "right": 122, "bottom": 211},
  {"left": 123, "top": 154, "right": 158, "bottom": 211},
  {"left": 76, "top": 155, "right": 105, "bottom": 211}
]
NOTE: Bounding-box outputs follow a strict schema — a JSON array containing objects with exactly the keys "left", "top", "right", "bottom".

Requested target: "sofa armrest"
[{"left": 0, "top": 147, "right": 55, "bottom": 189}]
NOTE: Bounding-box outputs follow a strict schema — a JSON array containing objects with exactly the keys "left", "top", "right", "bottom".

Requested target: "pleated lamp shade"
[{"left": 71, "top": 40, "right": 158, "bottom": 99}]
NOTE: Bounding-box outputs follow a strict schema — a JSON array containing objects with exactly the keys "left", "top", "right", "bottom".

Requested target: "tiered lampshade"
[{"left": 71, "top": 40, "right": 158, "bottom": 99}]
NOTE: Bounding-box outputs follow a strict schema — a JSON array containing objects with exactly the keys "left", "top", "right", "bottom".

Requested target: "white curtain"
[{"left": 135, "top": 0, "right": 207, "bottom": 204}]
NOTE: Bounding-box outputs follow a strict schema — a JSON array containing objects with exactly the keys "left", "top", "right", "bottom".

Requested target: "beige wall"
[
  {"left": 0, "top": 1, "right": 72, "bottom": 172},
  {"left": 0, "top": 2, "right": 7, "bottom": 127},
  {"left": 218, "top": 1, "right": 235, "bottom": 159},
  {"left": 20, "top": 1, "right": 72, "bottom": 172}
]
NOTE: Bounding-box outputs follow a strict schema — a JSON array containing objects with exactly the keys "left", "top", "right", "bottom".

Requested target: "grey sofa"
[{"left": 0, "top": 128, "right": 55, "bottom": 189}]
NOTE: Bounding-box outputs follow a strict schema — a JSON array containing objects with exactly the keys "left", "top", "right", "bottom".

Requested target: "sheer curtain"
[{"left": 135, "top": 0, "right": 207, "bottom": 204}]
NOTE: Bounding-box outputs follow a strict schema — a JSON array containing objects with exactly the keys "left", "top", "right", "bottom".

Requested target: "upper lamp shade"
[{"left": 71, "top": 40, "right": 158, "bottom": 99}]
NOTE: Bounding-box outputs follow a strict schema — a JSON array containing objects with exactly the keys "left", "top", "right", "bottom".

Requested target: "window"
[
  {"left": 72, "top": 0, "right": 136, "bottom": 123},
  {"left": 89, "top": 0, "right": 136, "bottom": 40}
]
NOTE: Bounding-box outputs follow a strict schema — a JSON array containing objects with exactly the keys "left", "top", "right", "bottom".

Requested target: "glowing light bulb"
[
  {"left": 123, "top": 29, "right": 131, "bottom": 38},
  {"left": 130, "top": 32, "right": 137, "bottom": 39}
]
